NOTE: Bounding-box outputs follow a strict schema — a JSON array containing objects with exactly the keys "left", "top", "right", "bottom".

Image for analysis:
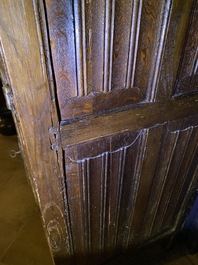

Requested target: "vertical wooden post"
[{"left": 0, "top": 1, "right": 71, "bottom": 263}]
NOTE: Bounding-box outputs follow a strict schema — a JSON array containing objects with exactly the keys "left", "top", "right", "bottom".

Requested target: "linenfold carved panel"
[
  {"left": 45, "top": 0, "right": 195, "bottom": 120},
  {"left": 62, "top": 116, "right": 198, "bottom": 264},
  {"left": 156, "top": 0, "right": 194, "bottom": 100},
  {"left": 174, "top": 0, "right": 198, "bottom": 96}
]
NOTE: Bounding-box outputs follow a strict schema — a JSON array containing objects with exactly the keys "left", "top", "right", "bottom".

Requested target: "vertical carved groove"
[
  {"left": 100, "top": 152, "right": 109, "bottom": 253},
  {"left": 103, "top": 0, "right": 110, "bottom": 93},
  {"left": 130, "top": 0, "right": 142, "bottom": 88},
  {"left": 149, "top": 130, "right": 180, "bottom": 235},
  {"left": 86, "top": 159, "right": 91, "bottom": 254},
  {"left": 74, "top": 0, "right": 87, "bottom": 96},
  {"left": 126, "top": 0, "right": 143, "bottom": 88},
  {"left": 81, "top": 159, "right": 91, "bottom": 256},
  {"left": 63, "top": 157, "right": 76, "bottom": 257},
  {"left": 73, "top": 1, "right": 83, "bottom": 96},
  {"left": 80, "top": 161, "right": 87, "bottom": 249},
  {"left": 160, "top": 128, "right": 193, "bottom": 229},
  {"left": 113, "top": 147, "right": 127, "bottom": 249},
  {"left": 149, "top": 0, "right": 172, "bottom": 101},
  {"left": 104, "top": 153, "right": 108, "bottom": 249},
  {"left": 175, "top": 158, "right": 198, "bottom": 227},
  {"left": 192, "top": 48, "right": 198, "bottom": 75},
  {"left": 81, "top": 0, "right": 88, "bottom": 95},
  {"left": 108, "top": 0, "right": 115, "bottom": 92},
  {"left": 126, "top": 129, "right": 148, "bottom": 248},
  {"left": 100, "top": 155, "right": 104, "bottom": 251},
  {"left": 167, "top": 129, "right": 198, "bottom": 226},
  {"left": 139, "top": 128, "right": 179, "bottom": 239},
  {"left": 103, "top": 0, "right": 115, "bottom": 93}
]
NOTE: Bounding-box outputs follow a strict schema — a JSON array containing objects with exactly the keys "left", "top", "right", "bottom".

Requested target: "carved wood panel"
[
  {"left": 174, "top": 0, "right": 198, "bottom": 96},
  {"left": 1, "top": 1, "right": 197, "bottom": 265},
  {"left": 62, "top": 116, "right": 198, "bottom": 264},
  {"left": 43, "top": 1, "right": 198, "bottom": 264},
  {"left": 45, "top": 0, "right": 196, "bottom": 120}
]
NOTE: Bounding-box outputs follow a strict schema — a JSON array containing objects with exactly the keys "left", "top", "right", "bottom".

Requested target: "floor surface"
[{"left": 0, "top": 134, "right": 54, "bottom": 265}]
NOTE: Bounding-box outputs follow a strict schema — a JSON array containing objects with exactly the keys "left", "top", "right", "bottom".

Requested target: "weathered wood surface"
[
  {"left": 60, "top": 87, "right": 143, "bottom": 120},
  {"left": 63, "top": 116, "right": 198, "bottom": 264},
  {"left": 0, "top": 0, "right": 71, "bottom": 263},
  {"left": 45, "top": 0, "right": 195, "bottom": 120},
  {"left": 174, "top": 0, "right": 198, "bottom": 96},
  {"left": 1, "top": 1, "right": 198, "bottom": 265},
  {"left": 61, "top": 94, "right": 198, "bottom": 147},
  {"left": 155, "top": 0, "right": 194, "bottom": 100}
]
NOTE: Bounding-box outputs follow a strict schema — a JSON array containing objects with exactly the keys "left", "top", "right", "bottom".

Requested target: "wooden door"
[{"left": 0, "top": 1, "right": 198, "bottom": 265}]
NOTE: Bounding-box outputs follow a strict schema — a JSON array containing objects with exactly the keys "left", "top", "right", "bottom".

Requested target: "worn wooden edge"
[
  {"left": 37, "top": 0, "right": 75, "bottom": 258},
  {"left": 60, "top": 86, "right": 143, "bottom": 120},
  {"left": 60, "top": 94, "right": 198, "bottom": 147},
  {"left": 0, "top": 0, "right": 70, "bottom": 262}
]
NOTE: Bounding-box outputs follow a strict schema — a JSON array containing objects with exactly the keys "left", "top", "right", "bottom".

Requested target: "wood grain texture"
[
  {"left": 162, "top": 127, "right": 198, "bottom": 228},
  {"left": 156, "top": 0, "right": 194, "bottom": 100},
  {"left": 60, "top": 94, "right": 198, "bottom": 147},
  {"left": 45, "top": 0, "right": 197, "bottom": 117},
  {"left": 60, "top": 87, "right": 143, "bottom": 120},
  {"left": 45, "top": 0, "right": 77, "bottom": 99},
  {"left": 111, "top": 0, "right": 142, "bottom": 90},
  {"left": 85, "top": 0, "right": 105, "bottom": 94},
  {"left": 2, "top": 1, "right": 198, "bottom": 265},
  {"left": 0, "top": 0, "right": 71, "bottom": 262},
  {"left": 62, "top": 116, "right": 198, "bottom": 264},
  {"left": 73, "top": 0, "right": 87, "bottom": 96},
  {"left": 132, "top": 0, "right": 173, "bottom": 100},
  {"left": 46, "top": 1, "right": 190, "bottom": 119},
  {"left": 126, "top": 126, "right": 164, "bottom": 248},
  {"left": 151, "top": 125, "right": 195, "bottom": 235},
  {"left": 174, "top": 0, "right": 198, "bottom": 96},
  {"left": 64, "top": 130, "right": 147, "bottom": 263}
]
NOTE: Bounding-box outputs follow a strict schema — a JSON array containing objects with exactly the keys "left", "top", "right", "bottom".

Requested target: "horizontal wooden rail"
[
  {"left": 60, "top": 87, "right": 143, "bottom": 120},
  {"left": 60, "top": 94, "right": 198, "bottom": 147}
]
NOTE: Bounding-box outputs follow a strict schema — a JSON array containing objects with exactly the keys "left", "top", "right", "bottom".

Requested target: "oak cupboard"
[{"left": 0, "top": 1, "right": 198, "bottom": 264}]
